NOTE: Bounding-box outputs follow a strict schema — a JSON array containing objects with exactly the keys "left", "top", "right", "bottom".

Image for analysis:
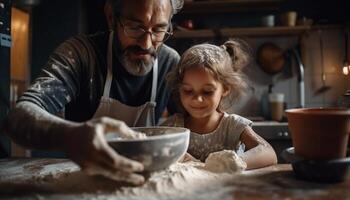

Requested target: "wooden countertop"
[{"left": 0, "top": 158, "right": 349, "bottom": 199}]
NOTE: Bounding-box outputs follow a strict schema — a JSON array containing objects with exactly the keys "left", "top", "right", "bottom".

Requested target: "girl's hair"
[{"left": 167, "top": 39, "right": 250, "bottom": 111}]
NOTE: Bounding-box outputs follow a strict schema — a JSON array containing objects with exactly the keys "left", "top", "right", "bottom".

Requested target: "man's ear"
[{"left": 104, "top": 2, "right": 114, "bottom": 30}]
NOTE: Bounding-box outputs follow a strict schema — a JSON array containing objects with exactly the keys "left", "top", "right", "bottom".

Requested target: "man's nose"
[{"left": 138, "top": 32, "right": 153, "bottom": 50}]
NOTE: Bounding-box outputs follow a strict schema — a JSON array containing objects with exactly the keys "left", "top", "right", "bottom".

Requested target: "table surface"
[{"left": 0, "top": 158, "right": 349, "bottom": 200}]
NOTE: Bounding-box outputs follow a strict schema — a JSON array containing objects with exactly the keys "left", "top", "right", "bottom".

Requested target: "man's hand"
[{"left": 64, "top": 117, "right": 145, "bottom": 185}]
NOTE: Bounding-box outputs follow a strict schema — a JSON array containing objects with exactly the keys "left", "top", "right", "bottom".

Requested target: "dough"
[
  {"left": 204, "top": 150, "right": 247, "bottom": 173},
  {"left": 105, "top": 131, "right": 147, "bottom": 140}
]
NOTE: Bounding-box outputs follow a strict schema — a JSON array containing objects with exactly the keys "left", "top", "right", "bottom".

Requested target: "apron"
[{"left": 93, "top": 32, "right": 158, "bottom": 127}]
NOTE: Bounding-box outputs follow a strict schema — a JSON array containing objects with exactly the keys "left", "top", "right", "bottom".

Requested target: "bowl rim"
[
  {"left": 107, "top": 126, "right": 190, "bottom": 142},
  {"left": 285, "top": 107, "right": 350, "bottom": 115}
]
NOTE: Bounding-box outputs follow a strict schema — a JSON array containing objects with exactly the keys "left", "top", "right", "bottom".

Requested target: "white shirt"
[{"left": 161, "top": 112, "right": 252, "bottom": 161}]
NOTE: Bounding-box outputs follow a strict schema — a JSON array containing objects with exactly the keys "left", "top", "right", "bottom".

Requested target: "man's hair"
[{"left": 107, "top": 0, "right": 184, "bottom": 17}]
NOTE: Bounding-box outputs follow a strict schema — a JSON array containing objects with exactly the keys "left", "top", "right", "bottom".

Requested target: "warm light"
[
  {"left": 12, "top": 20, "right": 21, "bottom": 30},
  {"left": 343, "top": 61, "right": 350, "bottom": 75},
  {"left": 343, "top": 65, "right": 349, "bottom": 75}
]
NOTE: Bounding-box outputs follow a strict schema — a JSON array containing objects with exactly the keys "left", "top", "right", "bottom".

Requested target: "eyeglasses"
[{"left": 118, "top": 18, "right": 173, "bottom": 42}]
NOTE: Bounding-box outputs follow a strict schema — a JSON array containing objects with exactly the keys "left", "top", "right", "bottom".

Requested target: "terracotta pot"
[{"left": 286, "top": 107, "right": 350, "bottom": 160}]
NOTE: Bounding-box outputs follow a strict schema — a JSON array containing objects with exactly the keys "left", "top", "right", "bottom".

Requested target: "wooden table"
[{"left": 0, "top": 158, "right": 349, "bottom": 200}]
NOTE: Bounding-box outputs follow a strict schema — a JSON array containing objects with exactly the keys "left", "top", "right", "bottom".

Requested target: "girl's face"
[{"left": 179, "top": 66, "right": 229, "bottom": 119}]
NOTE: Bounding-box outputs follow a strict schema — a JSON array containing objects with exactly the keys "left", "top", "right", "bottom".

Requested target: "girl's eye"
[
  {"left": 181, "top": 88, "right": 193, "bottom": 95},
  {"left": 202, "top": 91, "right": 214, "bottom": 96}
]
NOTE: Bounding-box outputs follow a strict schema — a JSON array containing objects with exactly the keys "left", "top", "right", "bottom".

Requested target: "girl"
[{"left": 163, "top": 40, "right": 277, "bottom": 169}]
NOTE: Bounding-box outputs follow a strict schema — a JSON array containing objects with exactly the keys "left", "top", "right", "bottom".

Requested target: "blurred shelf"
[
  {"left": 173, "top": 25, "right": 311, "bottom": 38},
  {"left": 310, "top": 24, "right": 345, "bottom": 30},
  {"left": 182, "top": 0, "right": 285, "bottom": 14}
]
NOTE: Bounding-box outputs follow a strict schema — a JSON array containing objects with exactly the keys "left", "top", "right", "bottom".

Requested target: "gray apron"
[{"left": 93, "top": 32, "right": 158, "bottom": 127}]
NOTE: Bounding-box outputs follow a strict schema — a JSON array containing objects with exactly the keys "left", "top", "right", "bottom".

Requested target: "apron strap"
[
  {"left": 103, "top": 31, "right": 114, "bottom": 97},
  {"left": 150, "top": 59, "right": 158, "bottom": 103}
]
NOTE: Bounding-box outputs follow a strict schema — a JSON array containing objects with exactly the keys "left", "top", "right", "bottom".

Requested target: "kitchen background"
[{"left": 1, "top": 0, "right": 349, "bottom": 159}]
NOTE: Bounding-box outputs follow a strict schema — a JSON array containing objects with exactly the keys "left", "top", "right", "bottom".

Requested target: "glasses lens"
[
  {"left": 124, "top": 27, "right": 144, "bottom": 39},
  {"left": 121, "top": 20, "right": 173, "bottom": 42},
  {"left": 152, "top": 32, "right": 166, "bottom": 42},
  {"left": 162, "top": 32, "right": 172, "bottom": 42}
]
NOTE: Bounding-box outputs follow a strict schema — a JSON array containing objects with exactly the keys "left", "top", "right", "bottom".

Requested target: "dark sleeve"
[
  {"left": 165, "top": 48, "right": 181, "bottom": 115},
  {"left": 3, "top": 36, "right": 95, "bottom": 151},
  {"left": 18, "top": 36, "right": 89, "bottom": 115},
  {"left": 155, "top": 45, "right": 181, "bottom": 121}
]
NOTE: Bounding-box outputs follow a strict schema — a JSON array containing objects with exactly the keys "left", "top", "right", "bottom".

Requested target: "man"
[{"left": 3, "top": 0, "right": 184, "bottom": 185}]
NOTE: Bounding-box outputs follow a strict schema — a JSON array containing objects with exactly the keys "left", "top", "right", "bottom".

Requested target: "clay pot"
[
  {"left": 286, "top": 107, "right": 350, "bottom": 160},
  {"left": 257, "top": 43, "right": 285, "bottom": 75}
]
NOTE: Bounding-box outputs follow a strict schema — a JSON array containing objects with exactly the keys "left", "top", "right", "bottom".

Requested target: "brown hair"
[{"left": 167, "top": 39, "right": 250, "bottom": 111}]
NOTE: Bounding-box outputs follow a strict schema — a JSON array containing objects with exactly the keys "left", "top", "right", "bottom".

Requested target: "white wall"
[{"left": 231, "top": 28, "right": 350, "bottom": 118}]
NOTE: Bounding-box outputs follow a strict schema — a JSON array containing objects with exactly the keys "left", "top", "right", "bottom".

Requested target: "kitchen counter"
[
  {"left": 252, "top": 121, "right": 292, "bottom": 163},
  {"left": 0, "top": 158, "right": 349, "bottom": 200}
]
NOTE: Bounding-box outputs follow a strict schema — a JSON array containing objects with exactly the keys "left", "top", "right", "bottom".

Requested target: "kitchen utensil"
[
  {"left": 342, "top": 30, "right": 349, "bottom": 75},
  {"left": 261, "top": 15, "right": 275, "bottom": 27},
  {"left": 280, "top": 11, "right": 297, "bottom": 27},
  {"left": 288, "top": 48, "right": 305, "bottom": 108},
  {"left": 257, "top": 42, "right": 285, "bottom": 75},
  {"left": 107, "top": 127, "right": 190, "bottom": 172},
  {"left": 286, "top": 107, "right": 350, "bottom": 160},
  {"left": 315, "top": 29, "right": 331, "bottom": 95},
  {"left": 282, "top": 147, "right": 350, "bottom": 183}
]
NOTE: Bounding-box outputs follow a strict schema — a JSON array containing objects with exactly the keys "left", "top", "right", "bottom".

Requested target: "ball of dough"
[{"left": 204, "top": 150, "right": 247, "bottom": 173}]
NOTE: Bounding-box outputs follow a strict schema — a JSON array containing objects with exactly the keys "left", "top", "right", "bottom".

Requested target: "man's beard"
[{"left": 118, "top": 45, "right": 158, "bottom": 76}]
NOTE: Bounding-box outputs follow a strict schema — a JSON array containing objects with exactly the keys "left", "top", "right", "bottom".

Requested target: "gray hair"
[
  {"left": 107, "top": 0, "right": 184, "bottom": 17},
  {"left": 170, "top": 0, "right": 184, "bottom": 14}
]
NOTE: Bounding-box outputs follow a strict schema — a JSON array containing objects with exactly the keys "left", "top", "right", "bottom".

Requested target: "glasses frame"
[{"left": 117, "top": 18, "right": 173, "bottom": 42}]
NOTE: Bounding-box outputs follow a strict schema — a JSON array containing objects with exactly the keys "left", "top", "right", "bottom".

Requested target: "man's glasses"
[{"left": 118, "top": 18, "right": 173, "bottom": 42}]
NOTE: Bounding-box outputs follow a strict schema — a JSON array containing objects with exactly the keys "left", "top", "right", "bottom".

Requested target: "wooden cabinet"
[
  {"left": 172, "top": 0, "right": 309, "bottom": 40},
  {"left": 9, "top": 7, "right": 31, "bottom": 157},
  {"left": 181, "top": 0, "right": 285, "bottom": 14},
  {"left": 173, "top": 25, "right": 311, "bottom": 39},
  {"left": 172, "top": 0, "right": 343, "bottom": 39}
]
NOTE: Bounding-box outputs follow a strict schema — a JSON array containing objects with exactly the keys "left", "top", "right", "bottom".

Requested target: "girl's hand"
[{"left": 64, "top": 117, "right": 145, "bottom": 185}]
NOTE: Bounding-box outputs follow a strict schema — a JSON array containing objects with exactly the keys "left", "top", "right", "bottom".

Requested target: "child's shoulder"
[{"left": 223, "top": 112, "right": 253, "bottom": 126}]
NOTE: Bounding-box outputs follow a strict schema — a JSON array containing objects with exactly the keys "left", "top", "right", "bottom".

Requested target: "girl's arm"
[{"left": 239, "top": 126, "right": 278, "bottom": 169}]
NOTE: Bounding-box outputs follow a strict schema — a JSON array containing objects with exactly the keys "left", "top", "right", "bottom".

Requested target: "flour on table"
[
  {"left": 1, "top": 159, "right": 336, "bottom": 200},
  {"left": 204, "top": 150, "right": 247, "bottom": 173},
  {"left": 114, "top": 161, "right": 235, "bottom": 199},
  {"left": 0, "top": 158, "right": 242, "bottom": 200}
]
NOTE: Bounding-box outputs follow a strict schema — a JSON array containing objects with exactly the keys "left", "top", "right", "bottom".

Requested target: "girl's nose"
[{"left": 192, "top": 95, "right": 204, "bottom": 102}]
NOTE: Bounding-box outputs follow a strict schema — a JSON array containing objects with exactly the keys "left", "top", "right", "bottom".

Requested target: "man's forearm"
[{"left": 3, "top": 101, "right": 80, "bottom": 151}]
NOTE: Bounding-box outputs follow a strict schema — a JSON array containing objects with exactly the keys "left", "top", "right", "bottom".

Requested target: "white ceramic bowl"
[{"left": 107, "top": 126, "right": 190, "bottom": 172}]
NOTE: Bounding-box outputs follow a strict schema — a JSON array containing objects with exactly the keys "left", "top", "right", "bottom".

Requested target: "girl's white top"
[{"left": 161, "top": 112, "right": 252, "bottom": 161}]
